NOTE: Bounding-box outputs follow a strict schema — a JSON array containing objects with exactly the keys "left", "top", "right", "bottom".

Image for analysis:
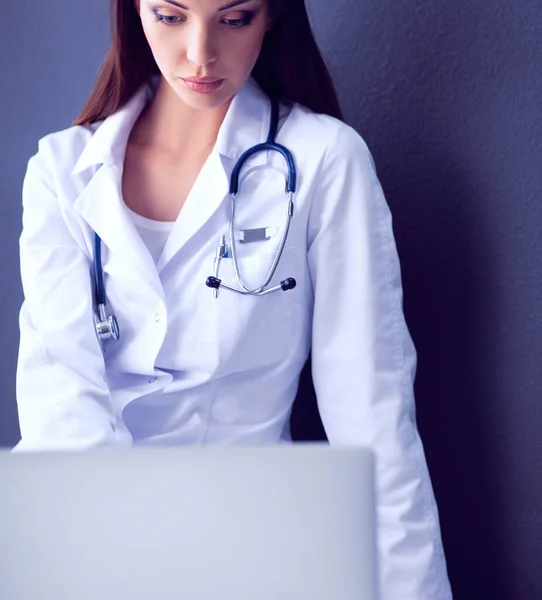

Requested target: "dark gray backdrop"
[{"left": 1, "top": 1, "right": 541, "bottom": 598}]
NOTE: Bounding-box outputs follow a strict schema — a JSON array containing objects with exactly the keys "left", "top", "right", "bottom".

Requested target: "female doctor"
[{"left": 15, "top": 0, "right": 452, "bottom": 598}]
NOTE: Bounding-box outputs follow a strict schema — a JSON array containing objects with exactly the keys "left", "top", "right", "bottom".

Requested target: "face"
[{"left": 137, "top": 0, "right": 271, "bottom": 111}]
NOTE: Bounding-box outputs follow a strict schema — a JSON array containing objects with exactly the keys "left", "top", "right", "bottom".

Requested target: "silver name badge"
[{"left": 237, "top": 227, "right": 275, "bottom": 243}]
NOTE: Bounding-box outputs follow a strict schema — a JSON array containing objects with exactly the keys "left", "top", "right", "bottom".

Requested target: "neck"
[{"left": 130, "top": 76, "right": 232, "bottom": 159}]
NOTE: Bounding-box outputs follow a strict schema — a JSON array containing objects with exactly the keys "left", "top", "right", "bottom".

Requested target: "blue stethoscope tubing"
[
  {"left": 93, "top": 96, "right": 297, "bottom": 344},
  {"left": 93, "top": 232, "right": 120, "bottom": 343},
  {"left": 206, "top": 96, "right": 297, "bottom": 297}
]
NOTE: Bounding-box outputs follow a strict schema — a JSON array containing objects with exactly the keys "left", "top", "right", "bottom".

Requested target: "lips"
[
  {"left": 181, "top": 77, "right": 225, "bottom": 93},
  {"left": 182, "top": 76, "right": 222, "bottom": 84}
]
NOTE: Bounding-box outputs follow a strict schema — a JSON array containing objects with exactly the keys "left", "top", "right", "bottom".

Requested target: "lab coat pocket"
[{"left": 196, "top": 245, "right": 300, "bottom": 375}]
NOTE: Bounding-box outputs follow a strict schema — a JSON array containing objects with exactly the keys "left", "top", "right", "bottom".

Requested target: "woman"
[{"left": 15, "top": 0, "right": 452, "bottom": 598}]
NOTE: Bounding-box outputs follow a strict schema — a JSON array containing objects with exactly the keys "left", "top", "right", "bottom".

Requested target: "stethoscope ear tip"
[
  {"left": 280, "top": 278, "right": 296, "bottom": 291},
  {"left": 206, "top": 276, "right": 222, "bottom": 290}
]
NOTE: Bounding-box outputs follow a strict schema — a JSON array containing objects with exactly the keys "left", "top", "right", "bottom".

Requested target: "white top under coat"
[{"left": 124, "top": 204, "right": 174, "bottom": 266}]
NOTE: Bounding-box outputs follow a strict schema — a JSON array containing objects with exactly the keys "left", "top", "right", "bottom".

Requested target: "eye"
[
  {"left": 153, "top": 12, "right": 185, "bottom": 26},
  {"left": 222, "top": 12, "right": 255, "bottom": 28}
]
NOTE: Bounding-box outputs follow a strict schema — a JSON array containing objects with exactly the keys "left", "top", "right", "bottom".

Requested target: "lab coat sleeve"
[
  {"left": 307, "top": 124, "right": 452, "bottom": 599},
  {"left": 14, "top": 139, "right": 119, "bottom": 451}
]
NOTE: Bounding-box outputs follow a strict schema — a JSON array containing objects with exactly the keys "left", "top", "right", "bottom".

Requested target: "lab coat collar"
[
  {"left": 72, "top": 74, "right": 273, "bottom": 288},
  {"left": 71, "top": 76, "right": 158, "bottom": 176},
  {"left": 215, "top": 76, "right": 272, "bottom": 161},
  {"left": 72, "top": 73, "right": 272, "bottom": 176}
]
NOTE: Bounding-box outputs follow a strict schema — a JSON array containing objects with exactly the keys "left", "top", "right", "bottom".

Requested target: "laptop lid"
[{"left": 0, "top": 444, "right": 378, "bottom": 600}]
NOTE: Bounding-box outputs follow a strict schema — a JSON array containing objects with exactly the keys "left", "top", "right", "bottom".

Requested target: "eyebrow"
[{"left": 163, "top": 0, "right": 260, "bottom": 10}]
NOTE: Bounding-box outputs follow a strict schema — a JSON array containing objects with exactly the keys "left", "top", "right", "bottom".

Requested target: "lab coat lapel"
[
  {"left": 155, "top": 148, "right": 229, "bottom": 273},
  {"left": 71, "top": 75, "right": 164, "bottom": 295},
  {"left": 74, "top": 163, "right": 164, "bottom": 298}
]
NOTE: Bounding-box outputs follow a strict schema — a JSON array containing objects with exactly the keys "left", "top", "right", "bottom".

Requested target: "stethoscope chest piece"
[{"left": 95, "top": 303, "right": 120, "bottom": 342}]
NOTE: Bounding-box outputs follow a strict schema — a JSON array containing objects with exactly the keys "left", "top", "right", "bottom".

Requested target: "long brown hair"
[{"left": 72, "top": 0, "right": 343, "bottom": 127}]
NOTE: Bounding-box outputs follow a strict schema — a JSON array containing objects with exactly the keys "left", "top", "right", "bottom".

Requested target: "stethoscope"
[{"left": 93, "top": 96, "right": 297, "bottom": 344}]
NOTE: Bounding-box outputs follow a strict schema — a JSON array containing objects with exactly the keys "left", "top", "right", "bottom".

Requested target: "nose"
[{"left": 186, "top": 23, "right": 218, "bottom": 68}]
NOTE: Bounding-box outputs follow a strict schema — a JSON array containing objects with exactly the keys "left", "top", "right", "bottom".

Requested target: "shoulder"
[
  {"left": 282, "top": 103, "right": 373, "bottom": 168},
  {"left": 23, "top": 121, "right": 105, "bottom": 211},
  {"left": 31, "top": 122, "right": 102, "bottom": 173}
]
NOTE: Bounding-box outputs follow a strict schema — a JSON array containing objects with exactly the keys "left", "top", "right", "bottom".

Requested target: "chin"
[{"left": 176, "top": 80, "right": 233, "bottom": 110}]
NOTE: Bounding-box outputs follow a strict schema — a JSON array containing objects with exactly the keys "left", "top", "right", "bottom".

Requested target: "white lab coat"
[{"left": 15, "top": 74, "right": 452, "bottom": 599}]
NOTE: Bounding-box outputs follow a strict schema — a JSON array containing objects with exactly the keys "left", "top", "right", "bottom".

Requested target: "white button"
[
  {"left": 148, "top": 377, "right": 157, "bottom": 384},
  {"left": 154, "top": 312, "right": 161, "bottom": 322}
]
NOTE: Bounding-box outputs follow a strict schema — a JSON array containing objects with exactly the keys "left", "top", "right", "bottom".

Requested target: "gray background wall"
[{"left": 1, "top": 1, "right": 541, "bottom": 598}]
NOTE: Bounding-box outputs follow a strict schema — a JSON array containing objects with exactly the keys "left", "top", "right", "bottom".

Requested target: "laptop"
[{"left": 0, "top": 444, "right": 378, "bottom": 600}]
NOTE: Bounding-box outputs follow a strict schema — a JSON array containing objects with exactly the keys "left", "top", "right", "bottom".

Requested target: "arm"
[
  {"left": 308, "top": 124, "right": 452, "bottom": 599},
  {"left": 14, "top": 138, "right": 120, "bottom": 451}
]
